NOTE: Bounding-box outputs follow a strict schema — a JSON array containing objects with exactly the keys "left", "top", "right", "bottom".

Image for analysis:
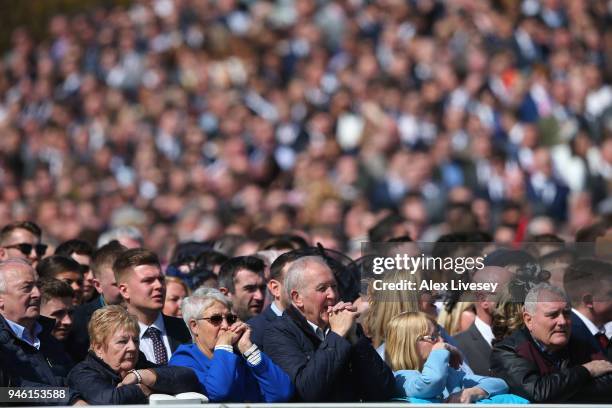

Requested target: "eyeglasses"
[
  {"left": 196, "top": 313, "right": 238, "bottom": 326},
  {"left": 3, "top": 243, "right": 48, "bottom": 257},
  {"left": 418, "top": 333, "right": 440, "bottom": 343}
]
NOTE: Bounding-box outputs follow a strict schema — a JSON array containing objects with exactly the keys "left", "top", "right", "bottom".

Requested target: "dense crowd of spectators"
[
  {"left": 0, "top": 0, "right": 611, "bottom": 261},
  {"left": 1, "top": 0, "right": 612, "bottom": 405}
]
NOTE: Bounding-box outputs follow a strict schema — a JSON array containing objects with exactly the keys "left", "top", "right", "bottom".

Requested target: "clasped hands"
[
  {"left": 215, "top": 321, "right": 254, "bottom": 354},
  {"left": 328, "top": 301, "right": 359, "bottom": 341}
]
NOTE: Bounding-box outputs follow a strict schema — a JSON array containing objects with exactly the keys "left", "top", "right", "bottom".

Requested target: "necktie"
[
  {"left": 595, "top": 332, "right": 609, "bottom": 351},
  {"left": 316, "top": 327, "right": 326, "bottom": 341},
  {"left": 146, "top": 326, "right": 168, "bottom": 365}
]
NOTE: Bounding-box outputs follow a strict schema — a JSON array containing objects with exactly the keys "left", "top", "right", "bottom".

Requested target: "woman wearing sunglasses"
[
  {"left": 385, "top": 312, "right": 528, "bottom": 404},
  {"left": 169, "top": 287, "right": 294, "bottom": 402}
]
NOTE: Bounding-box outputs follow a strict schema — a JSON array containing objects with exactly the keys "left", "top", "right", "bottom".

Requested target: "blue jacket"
[
  {"left": 570, "top": 311, "right": 610, "bottom": 360},
  {"left": 394, "top": 349, "right": 508, "bottom": 402},
  {"left": 263, "top": 305, "right": 395, "bottom": 402},
  {"left": 169, "top": 343, "right": 293, "bottom": 402},
  {"left": 247, "top": 304, "right": 279, "bottom": 349}
]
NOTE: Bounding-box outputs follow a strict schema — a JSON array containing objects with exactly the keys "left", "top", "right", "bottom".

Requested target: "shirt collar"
[
  {"left": 5, "top": 318, "right": 42, "bottom": 349},
  {"left": 138, "top": 312, "right": 165, "bottom": 340},
  {"left": 306, "top": 320, "right": 328, "bottom": 340},
  {"left": 474, "top": 316, "right": 494, "bottom": 346},
  {"left": 572, "top": 308, "right": 604, "bottom": 336},
  {"left": 270, "top": 302, "right": 283, "bottom": 317}
]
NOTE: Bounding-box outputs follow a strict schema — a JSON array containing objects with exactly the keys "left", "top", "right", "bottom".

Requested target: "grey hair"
[
  {"left": 0, "top": 258, "right": 35, "bottom": 293},
  {"left": 524, "top": 283, "right": 570, "bottom": 314},
  {"left": 97, "top": 226, "right": 143, "bottom": 248},
  {"left": 284, "top": 255, "right": 330, "bottom": 299},
  {"left": 181, "top": 287, "right": 232, "bottom": 339}
]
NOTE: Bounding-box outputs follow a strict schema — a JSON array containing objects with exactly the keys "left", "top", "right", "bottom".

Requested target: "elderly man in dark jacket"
[
  {"left": 0, "top": 259, "right": 83, "bottom": 405},
  {"left": 491, "top": 283, "right": 612, "bottom": 403},
  {"left": 263, "top": 255, "right": 395, "bottom": 402}
]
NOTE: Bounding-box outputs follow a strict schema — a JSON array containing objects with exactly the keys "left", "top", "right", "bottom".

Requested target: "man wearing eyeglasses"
[
  {"left": 0, "top": 221, "right": 47, "bottom": 267},
  {"left": 115, "top": 248, "right": 191, "bottom": 365}
]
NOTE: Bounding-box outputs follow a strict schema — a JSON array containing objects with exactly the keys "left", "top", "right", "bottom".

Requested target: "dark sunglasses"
[
  {"left": 4, "top": 243, "right": 48, "bottom": 257},
  {"left": 196, "top": 313, "right": 238, "bottom": 326}
]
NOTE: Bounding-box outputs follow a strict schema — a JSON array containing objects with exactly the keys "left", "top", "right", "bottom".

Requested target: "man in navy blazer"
[
  {"left": 564, "top": 258, "right": 612, "bottom": 360},
  {"left": 249, "top": 249, "right": 311, "bottom": 348},
  {"left": 264, "top": 255, "right": 395, "bottom": 402},
  {"left": 115, "top": 248, "right": 191, "bottom": 364}
]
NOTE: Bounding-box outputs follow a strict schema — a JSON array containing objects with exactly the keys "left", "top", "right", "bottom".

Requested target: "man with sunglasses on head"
[
  {"left": 0, "top": 221, "right": 47, "bottom": 267},
  {"left": 115, "top": 248, "right": 191, "bottom": 365}
]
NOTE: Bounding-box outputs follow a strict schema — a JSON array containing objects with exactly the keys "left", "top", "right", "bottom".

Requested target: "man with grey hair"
[
  {"left": 491, "top": 283, "right": 612, "bottom": 402},
  {"left": 0, "top": 259, "right": 84, "bottom": 405},
  {"left": 263, "top": 255, "right": 395, "bottom": 402}
]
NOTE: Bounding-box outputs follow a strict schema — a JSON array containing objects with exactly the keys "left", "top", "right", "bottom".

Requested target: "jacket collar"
[{"left": 284, "top": 305, "right": 323, "bottom": 346}]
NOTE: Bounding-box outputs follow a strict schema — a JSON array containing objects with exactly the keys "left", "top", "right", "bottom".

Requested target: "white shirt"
[
  {"left": 270, "top": 302, "right": 283, "bottom": 317},
  {"left": 306, "top": 320, "right": 329, "bottom": 341},
  {"left": 138, "top": 313, "right": 172, "bottom": 363},
  {"left": 573, "top": 308, "right": 606, "bottom": 337},
  {"left": 474, "top": 316, "right": 494, "bottom": 347}
]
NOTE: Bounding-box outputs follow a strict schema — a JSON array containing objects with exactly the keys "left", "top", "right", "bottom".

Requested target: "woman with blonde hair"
[
  {"left": 385, "top": 311, "right": 528, "bottom": 404},
  {"left": 68, "top": 305, "right": 200, "bottom": 404}
]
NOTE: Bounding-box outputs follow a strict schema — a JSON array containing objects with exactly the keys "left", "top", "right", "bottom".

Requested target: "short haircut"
[
  {"left": 0, "top": 258, "right": 34, "bottom": 293},
  {"left": 524, "top": 283, "right": 570, "bottom": 314},
  {"left": 181, "top": 287, "right": 231, "bottom": 339},
  {"left": 564, "top": 258, "right": 612, "bottom": 303},
  {"left": 91, "top": 240, "right": 127, "bottom": 279},
  {"left": 0, "top": 221, "right": 42, "bottom": 244},
  {"left": 218, "top": 256, "right": 264, "bottom": 293},
  {"left": 284, "top": 255, "right": 330, "bottom": 299},
  {"left": 113, "top": 248, "right": 160, "bottom": 283},
  {"left": 269, "top": 248, "right": 318, "bottom": 281},
  {"left": 88, "top": 305, "right": 140, "bottom": 350},
  {"left": 55, "top": 239, "right": 93, "bottom": 258},
  {"left": 39, "top": 278, "right": 74, "bottom": 305},
  {"left": 36, "top": 255, "right": 85, "bottom": 280}
]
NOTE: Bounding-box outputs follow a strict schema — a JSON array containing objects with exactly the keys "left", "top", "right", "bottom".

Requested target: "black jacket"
[
  {"left": 263, "top": 305, "right": 395, "bottom": 402},
  {"left": 66, "top": 296, "right": 103, "bottom": 362},
  {"left": 0, "top": 314, "right": 79, "bottom": 405},
  {"left": 490, "top": 326, "right": 612, "bottom": 403},
  {"left": 453, "top": 322, "right": 492, "bottom": 376},
  {"left": 162, "top": 313, "right": 191, "bottom": 354},
  {"left": 247, "top": 304, "right": 279, "bottom": 349},
  {"left": 68, "top": 351, "right": 200, "bottom": 405}
]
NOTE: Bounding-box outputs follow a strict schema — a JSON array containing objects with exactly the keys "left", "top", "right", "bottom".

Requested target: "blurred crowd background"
[{"left": 1, "top": 0, "right": 612, "bottom": 262}]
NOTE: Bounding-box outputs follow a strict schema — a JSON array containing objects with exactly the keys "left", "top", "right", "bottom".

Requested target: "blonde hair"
[
  {"left": 88, "top": 305, "right": 139, "bottom": 350},
  {"left": 165, "top": 276, "right": 190, "bottom": 295},
  {"left": 436, "top": 301, "right": 475, "bottom": 336},
  {"left": 363, "top": 269, "right": 420, "bottom": 348},
  {"left": 385, "top": 311, "right": 436, "bottom": 372}
]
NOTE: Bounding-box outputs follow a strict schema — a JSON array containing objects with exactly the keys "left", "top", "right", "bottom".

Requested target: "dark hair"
[
  {"left": 0, "top": 221, "right": 42, "bottom": 244},
  {"left": 55, "top": 239, "right": 93, "bottom": 258},
  {"left": 37, "top": 255, "right": 85, "bottom": 280},
  {"left": 113, "top": 248, "right": 160, "bottom": 283},
  {"left": 90, "top": 240, "right": 127, "bottom": 279},
  {"left": 575, "top": 221, "right": 609, "bottom": 242},
  {"left": 39, "top": 277, "right": 74, "bottom": 305},
  {"left": 564, "top": 258, "right": 612, "bottom": 303},
  {"left": 195, "top": 250, "right": 229, "bottom": 271},
  {"left": 269, "top": 247, "right": 318, "bottom": 281},
  {"left": 218, "top": 256, "right": 265, "bottom": 293},
  {"left": 170, "top": 241, "right": 212, "bottom": 266},
  {"left": 368, "top": 214, "right": 405, "bottom": 242}
]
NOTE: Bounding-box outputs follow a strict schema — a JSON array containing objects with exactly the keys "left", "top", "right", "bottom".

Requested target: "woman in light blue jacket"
[{"left": 385, "top": 311, "right": 528, "bottom": 404}]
